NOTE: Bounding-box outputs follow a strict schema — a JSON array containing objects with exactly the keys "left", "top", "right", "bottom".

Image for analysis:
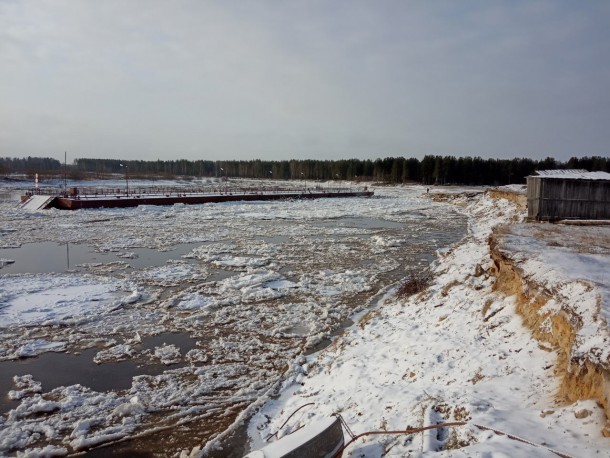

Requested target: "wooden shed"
[{"left": 527, "top": 170, "right": 610, "bottom": 221}]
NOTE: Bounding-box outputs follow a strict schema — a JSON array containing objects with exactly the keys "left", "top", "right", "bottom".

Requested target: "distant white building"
[{"left": 527, "top": 169, "right": 610, "bottom": 221}]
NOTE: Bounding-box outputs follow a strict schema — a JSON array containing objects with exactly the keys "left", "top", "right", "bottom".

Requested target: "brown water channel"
[
  {"left": 0, "top": 332, "right": 197, "bottom": 413},
  {"left": 0, "top": 242, "right": 201, "bottom": 274}
]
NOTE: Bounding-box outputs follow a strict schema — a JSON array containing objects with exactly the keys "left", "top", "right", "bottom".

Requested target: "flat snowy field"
[
  {"left": 0, "top": 180, "right": 468, "bottom": 456},
  {"left": 243, "top": 191, "right": 610, "bottom": 458}
]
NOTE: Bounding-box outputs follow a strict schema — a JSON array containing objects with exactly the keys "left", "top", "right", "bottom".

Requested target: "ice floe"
[{"left": 0, "top": 274, "right": 142, "bottom": 327}]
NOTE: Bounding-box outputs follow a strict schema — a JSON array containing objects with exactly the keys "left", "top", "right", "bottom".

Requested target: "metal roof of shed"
[{"left": 533, "top": 170, "right": 610, "bottom": 180}]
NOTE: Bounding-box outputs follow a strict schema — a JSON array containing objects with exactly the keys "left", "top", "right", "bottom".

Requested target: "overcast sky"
[{"left": 1, "top": 1, "right": 609, "bottom": 163}]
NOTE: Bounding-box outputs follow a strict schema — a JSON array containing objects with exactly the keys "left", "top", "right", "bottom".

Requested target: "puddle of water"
[
  {"left": 0, "top": 190, "right": 23, "bottom": 203},
  {"left": 0, "top": 332, "right": 197, "bottom": 414},
  {"left": 0, "top": 348, "right": 144, "bottom": 413},
  {"left": 0, "top": 242, "right": 200, "bottom": 274},
  {"left": 304, "top": 319, "right": 354, "bottom": 355},
  {"left": 286, "top": 323, "right": 309, "bottom": 336},
  {"left": 127, "top": 245, "right": 201, "bottom": 269},
  {"left": 256, "top": 235, "right": 291, "bottom": 244},
  {"left": 313, "top": 217, "right": 404, "bottom": 229},
  {"left": 278, "top": 267, "right": 298, "bottom": 283},
  {"left": 207, "top": 267, "right": 235, "bottom": 282}
]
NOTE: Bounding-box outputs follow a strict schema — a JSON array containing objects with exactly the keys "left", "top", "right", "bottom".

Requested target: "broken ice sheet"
[{"left": 0, "top": 183, "right": 469, "bottom": 455}]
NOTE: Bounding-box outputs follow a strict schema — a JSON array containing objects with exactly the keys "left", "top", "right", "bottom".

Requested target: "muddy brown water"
[
  {"left": 0, "top": 332, "right": 197, "bottom": 414},
  {"left": 0, "top": 242, "right": 200, "bottom": 274}
]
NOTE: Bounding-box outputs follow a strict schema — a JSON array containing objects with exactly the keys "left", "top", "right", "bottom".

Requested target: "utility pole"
[{"left": 120, "top": 163, "right": 129, "bottom": 196}]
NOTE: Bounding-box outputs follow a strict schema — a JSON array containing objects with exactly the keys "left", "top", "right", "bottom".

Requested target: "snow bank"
[
  {"left": 491, "top": 221, "right": 610, "bottom": 433},
  {"left": 493, "top": 223, "right": 610, "bottom": 364},
  {"left": 244, "top": 192, "right": 608, "bottom": 457}
]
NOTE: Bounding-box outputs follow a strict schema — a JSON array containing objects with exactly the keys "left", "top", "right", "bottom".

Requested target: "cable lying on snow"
[{"left": 253, "top": 402, "right": 577, "bottom": 458}]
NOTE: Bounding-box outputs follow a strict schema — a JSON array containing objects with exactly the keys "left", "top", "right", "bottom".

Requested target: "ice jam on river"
[
  {"left": 2, "top": 180, "right": 609, "bottom": 457},
  {"left": 0, "top": 180, "right": 467, "bottom": 456}
]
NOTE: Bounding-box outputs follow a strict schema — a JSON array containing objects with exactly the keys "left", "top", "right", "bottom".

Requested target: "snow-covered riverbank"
[{"left": 241, "top": 191, "right": 610, "bottom": 457}]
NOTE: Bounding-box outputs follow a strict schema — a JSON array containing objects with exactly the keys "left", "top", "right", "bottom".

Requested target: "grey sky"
[{"left": 1, "top": 0, "right": 609, "bottom": 162}]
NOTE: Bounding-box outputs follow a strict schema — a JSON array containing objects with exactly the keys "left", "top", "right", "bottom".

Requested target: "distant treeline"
[
  {"left": 72, "top": 155, "right": 610, "bottom": 185},
  {"left": 0, "top": 156, "right": 62, "bottom": 175},
  {"left": 2, "top": 155, "right": 609, "bottom": 185}
]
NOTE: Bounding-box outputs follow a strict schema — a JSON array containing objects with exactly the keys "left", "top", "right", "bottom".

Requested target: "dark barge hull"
[{"left": 47, "top": 191, "right": 374, "bottom": 210}]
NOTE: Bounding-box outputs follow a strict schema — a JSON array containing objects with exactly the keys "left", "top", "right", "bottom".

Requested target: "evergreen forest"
[{"left": 1, "top": 155, "right": 609, "bottom": 186}]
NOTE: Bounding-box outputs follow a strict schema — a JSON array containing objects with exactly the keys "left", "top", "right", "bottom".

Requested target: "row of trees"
[
  {"left": 73, "top": 155, "right": 610, "bottom": 185},
  {"left": 0, "top": 157, "right": 62, "bottom": 175},
  {"left": 2, "top": 155, "right": 609, "bottom": 186}
]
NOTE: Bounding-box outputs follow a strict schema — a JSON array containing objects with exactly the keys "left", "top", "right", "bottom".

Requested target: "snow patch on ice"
[
  {"left": 153, "top": 344, "right": 182, "bottom": 365},
  {"left": 371, "top": 235, "right": 405, "bottom": 248},
  {"left": 176, "top": 293, "right": 212, "bottom": 310},
  {"left": 138, "top": 261, "right": 203, "bottom": 283},
  {"left": 0, "top": 258, "right": 15, "bottom": 268},
  {"left": 0, "top": 275, "right": 142, "bottom": 327},
  {"left": 93, "top": 344, "right": 136, "bottom": 364},
  {"left": 0, "top": 384, "right": 143, "bottom": 455},
  {"left": 8, "top": 375, "right": 42, "bottom": 400},
  {"left": 212, "top": 255, "right": 269, "bottom": 268},
  {"left": 264, "top": 280, "right": 298, "bottom": 290},
  {"left": 14, "top": 339, "right": 67, "bottom": 358},
  {"left": 300, "top": 269, "right": 372, "bottom": 298}
]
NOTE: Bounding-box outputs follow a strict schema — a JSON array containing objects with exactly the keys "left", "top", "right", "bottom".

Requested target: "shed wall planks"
[{"left": 527, "top": 176, "right": 610, "bottom": 220}]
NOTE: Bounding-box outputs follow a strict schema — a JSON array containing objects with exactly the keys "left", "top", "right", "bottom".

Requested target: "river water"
[{"left": 0, "top": 180, "right": 468, "bottom": 456}]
